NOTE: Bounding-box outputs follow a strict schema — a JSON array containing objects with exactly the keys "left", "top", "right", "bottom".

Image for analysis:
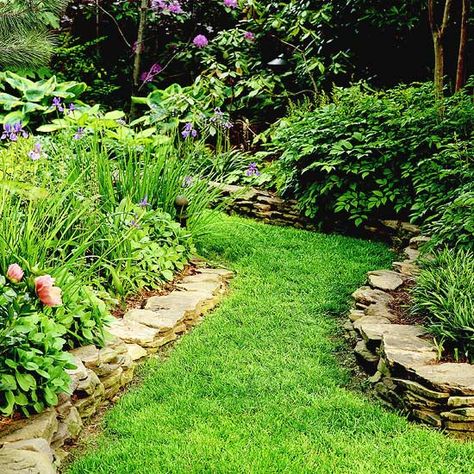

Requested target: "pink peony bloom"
[
  {"left": 224, "top": 0, "right": 238, "bottom": 7},
  {"left": 7, "top": 264, "right": 24, "bottom": 283},
  {"left": 193, "top": 34, "right": 209, "bottom": 48},
  {"left": 34, "top": 275, "right": 62, "bottom": 307}
]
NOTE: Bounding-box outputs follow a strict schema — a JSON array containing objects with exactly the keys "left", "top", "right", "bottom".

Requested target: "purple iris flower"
[
  {"left": 52, "top": 97, "right": 64, "bottom": 112},
  {"left": 28, "top": 142, "right": 42, "bottom": 161},
  {"left": 246, "top": 162, "right": 260, "bottom": 177},
  {"left": 181, "top": 123, "right": 198, "bottom": 139},
  {"left": 73, "top": 127, "right": 85, "bottom": 140},
  {"left": 138, "top": 196, "right": 150, "bottom": 207},
  {"left": 1, "top": 122, "right": 28, "bottom": 141}
]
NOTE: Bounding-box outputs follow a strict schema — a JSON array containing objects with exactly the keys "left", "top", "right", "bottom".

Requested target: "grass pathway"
[{"left": 68, "top": 215, "right": 474, "bottom": 473}]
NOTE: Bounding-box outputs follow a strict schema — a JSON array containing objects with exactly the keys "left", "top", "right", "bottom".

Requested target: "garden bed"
[
  {"left": 0, "top": 264, "right": 233, "bottom": 473},
  {"left": 346, "top": 236, "right": 474, "bottom": 438}
]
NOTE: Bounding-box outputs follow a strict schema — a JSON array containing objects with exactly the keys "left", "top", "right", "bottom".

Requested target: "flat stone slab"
[
  {"left": 353, "top": 316, "right": 392, "bottom": 349},
  {"left": 0, "top": 410, "right": 58, "bottom": 444},
  {"left": 448, "top": 396, "right": 474, "bottom": 408},
  {"left": 393, "top": 378, "right": 449, "bottom": 400},
  {"left": 0, "top": 448, "right": 55, "bottom": 474},
  {"left": 125, "top": 343, "right": 148, "bottom": 361},
  {"left": 124, "top": 308, "right": 184, "bottom": 332},
  {"left": 364, "top": 302, "right": 398, "bottom": 322},
  {"left": 413, "top": 363, "right": 474, "bottom": 395},
  {"left": 368, "top": 270, "right": 404, "bottom": 291},
  {"left": 409, "top": 236, "right": 431, "bottom": 250},
  {"left": 354, "top": 340, "right": 379, "bottom": 365},
  {"left": 392, "top": 260, "right": 420, "bottom": 277},
  {"left": 382, "top": 330, "right": 436, "bottom": 373},
  {"left": 404, "top": 247, "right": 420, "bottom": 262},
  {"left": 352, "top": 286, "right": 394, "bottom": 307},
  {"left": 108, "top": 319, "right": 161, "bottom": 348}
]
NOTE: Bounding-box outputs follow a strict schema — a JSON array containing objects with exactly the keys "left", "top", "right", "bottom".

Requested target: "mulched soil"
[{"left": 387, "top": 280, "right": 426, "bottom": 326}]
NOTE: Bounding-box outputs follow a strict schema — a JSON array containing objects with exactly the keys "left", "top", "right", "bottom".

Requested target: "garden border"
[
  {"left": 0, "top": 265, "right": 233, "bottom": 473},
  {"left": 346, "top": 236, "right": 474, "bottom": 438}
]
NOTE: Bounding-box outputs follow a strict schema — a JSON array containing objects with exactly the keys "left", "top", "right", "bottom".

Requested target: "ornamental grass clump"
[{"left": 411, "top": 248, "right": 474, "bottom": 361}]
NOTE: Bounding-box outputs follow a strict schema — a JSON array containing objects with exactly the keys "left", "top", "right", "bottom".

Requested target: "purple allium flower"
[
  {"left": 138, "top": 196, "right": 150, "bottom": 207},
  {"left": 52, "top": 97, "right": 64, "bottom": 112},
  {"left": 224, "top": 0, "right": 238, "bottom": 8},
  {"left": 73, "top": 127, "right": 85, "bottom": 140},
  {"left": 141, "top": 63, "right": 162, "bottom": 83},
  {"left": 151, "top": 0, "right": 184, "bottom": 14},
  {"left": 182, "top": 176, "right": 194, "bottom": 188},
  {"left": 130, "top": 219, "right": 140, "bottom": 228},
  {"left": 28, "top": 142, "right": 42, "bottom": 161},
  {"left": 246, "top": 162, "right": 260, "bottom": 177},
  {"left": 244, "top": 31, "right": 255, "bottom": 41},
  {"left": 193, "top": 34, "right": 209, "bottom": 48},
  {"left": 181, "top": 123, "right": 198, "bottom": 139},
  {"left": 69, "top": 103, "right": 75, "bottom": 112}
]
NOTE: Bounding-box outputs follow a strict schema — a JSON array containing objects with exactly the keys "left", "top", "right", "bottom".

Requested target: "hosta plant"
[{"left": 0, "top": 265, "right": 75, "bottom": 417}]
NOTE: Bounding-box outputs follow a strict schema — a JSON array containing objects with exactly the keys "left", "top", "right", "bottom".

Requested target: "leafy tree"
[{"left": 0, "top": 0, "right": 69, "bottom": 69}]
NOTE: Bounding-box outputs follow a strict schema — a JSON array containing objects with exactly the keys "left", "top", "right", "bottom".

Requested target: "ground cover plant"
[{"left": 67, "top": 216, "right": 474, "bottom": 473}]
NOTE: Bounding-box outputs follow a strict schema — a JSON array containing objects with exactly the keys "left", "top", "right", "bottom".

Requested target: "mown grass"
[{"left": 67, "top": 215, "right": 474, "bottom": 474}]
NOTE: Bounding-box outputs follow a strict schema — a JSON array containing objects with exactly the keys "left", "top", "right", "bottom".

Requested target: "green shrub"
[
  {"left": 266, "top": 83, "right": 474, "bottom": 234},
  {"left": 0, "top": 269, "right": 75, "bottom": 417},
  {"left": 412, "top": 140, "right": 474, "bottom": 250},
  {"left": 411, "top": 249, "right": 474, "bottom": 360}
]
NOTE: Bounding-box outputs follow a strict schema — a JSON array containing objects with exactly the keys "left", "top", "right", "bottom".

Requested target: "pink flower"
[
  {"left": 7, "top": 264, "right": 24, "bottom": 283},
  {"left": 244, "top": 31, "right": 255, "bottom": 41},
  {"left": 34, "top": 275, "right": 62, "bottom": 307},
  {"left": 224, "top": 0, "right": 238, "bottom": 7},
  {"left": 193, "top": 34, "right": 209, "bottom": 48}
]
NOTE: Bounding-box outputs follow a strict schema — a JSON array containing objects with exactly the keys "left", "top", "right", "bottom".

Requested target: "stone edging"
[
  {"left": 346, "top": 236, "right": 474, "bottom": 438},
  {"left": 211, "top": 182, "right": 318, "bottom": 231},
  {"left": 0, "top": 266, "right": 233, "bottom": 473}
]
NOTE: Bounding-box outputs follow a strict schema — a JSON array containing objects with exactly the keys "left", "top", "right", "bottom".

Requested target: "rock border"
[
  {"left": 0, "top": 266, "right": 233, "bottom": 473},
  {"left": 346, "top": 236, "right": 474, "bottom": 438}
]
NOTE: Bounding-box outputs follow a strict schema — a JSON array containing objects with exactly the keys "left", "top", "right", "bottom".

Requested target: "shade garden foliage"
[{"left": 0, "top": 0, "right": 473, "bottom": 469}]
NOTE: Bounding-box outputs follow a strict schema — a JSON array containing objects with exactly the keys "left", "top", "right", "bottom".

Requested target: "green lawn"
[{"left": 67, "top": 215, "right": 474, "bottom": 474}]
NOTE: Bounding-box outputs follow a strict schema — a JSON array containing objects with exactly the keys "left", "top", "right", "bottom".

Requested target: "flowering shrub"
[{"left": 0, "top": 265, "right": 75, "bottom": 416}]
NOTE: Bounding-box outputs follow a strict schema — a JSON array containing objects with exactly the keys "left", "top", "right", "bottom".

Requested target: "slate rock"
[
  {"left": 413, "top": 363, "right": 474, "bottom": 395},
  {"left": 0, "top": 448, "right": 55, "bottom": 474},
  {"left": 0, "top": 409, "right": 58, "bottom": 444},
  {"left": 368, "top": 270, "right": 404, "bottom": 291},
  {"left": 352, "top": 286, "right": 394, "bottom": 306}
]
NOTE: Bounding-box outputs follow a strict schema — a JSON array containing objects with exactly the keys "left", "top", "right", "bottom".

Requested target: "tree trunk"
[
  {"left": 433, "top": 32, "right": 445, "bottom": 96},
  {"left": 427, "top": 0, "right": 454, "bottom": 97},
  {"left": 130, "top": 0, "right": 148, "bottom": 118},
  {"left": 455, "top": 0, "right": 470, "bottom": 92}
]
